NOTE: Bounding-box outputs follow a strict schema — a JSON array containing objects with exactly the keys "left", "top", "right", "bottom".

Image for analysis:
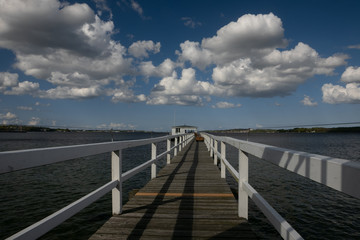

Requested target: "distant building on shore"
[{"left": 171, "top": 125, "right": 197, "bottom": 135}]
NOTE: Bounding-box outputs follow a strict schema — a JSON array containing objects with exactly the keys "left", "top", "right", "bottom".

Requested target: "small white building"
[{"left": 171, "top": 125, "right": 197, "bottom": 135}]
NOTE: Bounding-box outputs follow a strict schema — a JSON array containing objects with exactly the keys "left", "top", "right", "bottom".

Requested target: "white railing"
[
  {"left": 202, "top": 133, "right": 360, "bottom": 240},
  {"left": 0, "top": 133, "right": 194, "bottom": 240}
]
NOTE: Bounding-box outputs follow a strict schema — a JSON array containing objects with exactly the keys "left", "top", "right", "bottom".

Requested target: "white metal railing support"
[
  {"left": 111, "top": 150, "right": 122, "bottom": 215},
  {"left": 174, "top": 137, "right": 178, "bottom": 156},
  {"left": 214, "top": 140, "right": 218, "bottom": 165},
  {"left": 180, "top": 137, "right": 183, "bottom": 151},
  {"left": 167, "top": 139, "right": 171, "bottom": 164},
  {"left": 238, "top": 149, "right": 249, "bottom": 219},
  {"left": 1, "top": 133, "right": 193, "bottom": 240},
  {"left": 221, "top": 141, "right": 226, "bottom": 178},
  {"left": 210, "top": 138, "right": 213, "bottom": 157},
  {"left": 151, "top": 143, "right": 157, "bottom": 179}
]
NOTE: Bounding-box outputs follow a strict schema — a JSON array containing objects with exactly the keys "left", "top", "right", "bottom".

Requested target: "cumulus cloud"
[
  {"left": 0, "top": 112, "right": 19, "bottom": 125},
  {"left": 322, "top": 83, "right": 360, "bottom": 104},
  {"left": 28, "top": 117, "right": 40, "bottom": 126},
  {"left": 212, "top": 101, "right": 242, "bottom": 108},
  {"left": 301, "top": 95, "right": 318, "bottom": 106},
  {"left": 147, "top": 68, "right": 217, "bottom": 105},
  {"left": 0, "top": 0, "right": 137, "bottom": 101},
  {"left": 0, "top": 72, "right": 19, "bottom": 91},
  {"left": 128, "top": 40, "right": 161, "bottom": 58},
  {"left": 5, "top": 81, "right": 40, "bottom": 95},
  {"left": 171, "top": 13, "right": 348, "bottom": 100},
  {"left": 0, "top": 112, "right": 17, "bottom": 120},
  {"left": 38, "top": 86, "right": 102, "bottom": 99},
  {"left": 178, "top": 13, "right": 287, "bottom": 68},
  {"left": 340, "top": 66, "right": 360, "bottom": 83},
  {"left": 111, "top": 89, "right": 146, "bottom": 103},
  {"left": 212, "top": 43, "right": 347, "bottom": 98},
  {"left": 322, "top": 66, "right": 360, "bottom": 104},
  {"left": 139, "top": 59, "right": 182, "bottom": 78}
]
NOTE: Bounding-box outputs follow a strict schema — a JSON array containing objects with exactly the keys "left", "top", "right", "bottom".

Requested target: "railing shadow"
[
  {"left": 126, "top": 140, "right": 195, "bottom": 239},
  {"left": 171, "top": 141, "right": 199, "bottom": 237}
]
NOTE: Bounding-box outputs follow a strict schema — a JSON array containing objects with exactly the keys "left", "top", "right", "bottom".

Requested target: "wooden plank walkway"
[{"left": 90, "top": 140, "right": 257, "bottom": 239}]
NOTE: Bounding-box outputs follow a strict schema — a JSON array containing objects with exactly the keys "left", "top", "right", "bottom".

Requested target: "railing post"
[
  {"left": 238, "top": 149, "right": 249, "bottom": 219},
  {"left": 221, "top": 141, "right": 226, "bottom": 178},
  {"left": 167, "top": 138, "right": 171, "bottom": 164},
  {"left": 151, "top": 143, "right": 157, "bottom": 179},
  {"left": 112, "top": 150, "right": 122, "bottom": 215},
  {"left": 179, "top": 136, "right": 182, "bottom": 152},
  {"left": 174, "top": 137, "right": 178, "bottom": 156},
  {"left": 210, "top": 138, "right": 213, "bottom": 157},
  {"left": 214, "top": 140, "right": 218, "bottom": 165}
]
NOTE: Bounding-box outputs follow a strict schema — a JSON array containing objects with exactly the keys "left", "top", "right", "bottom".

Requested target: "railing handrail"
[
  {"left": 202, "top": 132, "right": 360, "bottom": 240},
  {"left": 203, "top": 133, "right": 360, "bottom": 199},
  {"left": 2, "top": 133, "right": 194, "bottom": 240},
  {"left": 0, "top": 133, "right": 188, "bottom": 174}
]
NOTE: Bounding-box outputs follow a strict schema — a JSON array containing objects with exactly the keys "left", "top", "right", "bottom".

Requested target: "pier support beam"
[
  {"left": 112, "top": 150, "right": 122, "bottom": 215},
  {"left": 238, "top": 150, "right": 249, "bottom": 219},
  {"left": 151, "top": 143, "right": 157, "bottom": 179}
]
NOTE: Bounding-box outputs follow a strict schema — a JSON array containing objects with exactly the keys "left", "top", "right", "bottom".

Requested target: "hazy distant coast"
[{"left": 209, "top": 127, "right": 360, "bottom": 134}]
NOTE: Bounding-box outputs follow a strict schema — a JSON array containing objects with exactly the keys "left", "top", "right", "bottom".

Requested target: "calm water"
[{"left": 0, "top": 132, "right": 359, "bottom": 239}]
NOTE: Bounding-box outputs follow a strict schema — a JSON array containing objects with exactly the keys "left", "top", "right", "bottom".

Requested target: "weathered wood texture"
[{"left": 90, "top": 141, "right": 257, "bottom": 239}]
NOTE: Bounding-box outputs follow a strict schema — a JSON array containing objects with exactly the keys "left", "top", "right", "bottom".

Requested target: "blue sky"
[{"left": 0, "top": 0, "right": 360, "bottom": 131}]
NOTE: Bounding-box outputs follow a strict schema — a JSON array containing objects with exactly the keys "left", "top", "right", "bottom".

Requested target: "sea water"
[{"left": 0, "top": 132, "right": 359, "bottom": 239}]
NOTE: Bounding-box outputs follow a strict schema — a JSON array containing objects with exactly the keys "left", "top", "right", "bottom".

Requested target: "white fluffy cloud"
[
  {"left": 169, "top": 13, "right": 348, "bottom": 101},
  {"left": 340, "top": 66, "right": 360, "bottom": 83},
  {"left": 128, "top": 40, "right": 161, "bottom": 58},
  {"left": 322, "top": 66, "right": 360, "bottom": 104},
  {"left": 28, "top": 117, "right": 40, "bottom": 126},
  {"left": 211, "top": 43, "right": 347, "bottom": 97},
  {"left": 0, "top": 0, "right": 138, "bottom": 101},
  {"left": 322, "top": 83, "right": 360, "bottom": 104},
  {"left": 0, "top": 112, "right": 19, "bottom": 125},
  {"left": 38, "top": 86, "right": 102, "bottom": 99},
  {"left": 0, "top": 72, "right": 18, "bottom": 91},
  {"left": 178, "top": 13, "right": 287, "bottom": 68},
  {"left": 212, "top": 101, "right": 242, "bottom": 109},
  {"left": 111, "top": 89, "right": 146, "bottom": 103},
  {"left": 301, "top": 95, "right": 318, "bottom": 106},
  {"left": 139, "top": 58, "right": 180, "bottom": 78},
  {"left": 148, "top": 68, "right": 217, "bottom": 105}
]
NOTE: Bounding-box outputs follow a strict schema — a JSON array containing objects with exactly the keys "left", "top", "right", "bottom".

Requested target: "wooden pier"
[{"left": 90, "top": 140, "right": 257, "bottom": 239}]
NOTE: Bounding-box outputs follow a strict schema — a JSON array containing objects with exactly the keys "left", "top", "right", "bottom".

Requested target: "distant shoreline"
[
  {"left": 1, "top": 125, "right": 360, "bottom": 134},
  {"left": 208, "top": 126, "right": 360, "bottom": 134},
  {"left": 0, "top": 125, "right": 167, "bottom": 133}
]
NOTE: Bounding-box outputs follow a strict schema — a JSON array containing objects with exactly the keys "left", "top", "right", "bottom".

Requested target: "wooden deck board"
[{"left": 90, "top": 140, "right": 257, "bottom": 239}]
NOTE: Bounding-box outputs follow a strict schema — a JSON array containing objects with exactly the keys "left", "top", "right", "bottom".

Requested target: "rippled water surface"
[
  {"left": 1, "top": 132, "right": 359, "bottom": 239},
  {"left": 221, "top": 132, "right": 360, "bottom": 240}
]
